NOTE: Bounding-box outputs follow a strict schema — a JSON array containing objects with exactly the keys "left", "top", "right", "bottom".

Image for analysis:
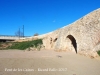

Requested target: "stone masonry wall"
[{"left": 35, "top": 8, "right": 100, "bottom": 57}]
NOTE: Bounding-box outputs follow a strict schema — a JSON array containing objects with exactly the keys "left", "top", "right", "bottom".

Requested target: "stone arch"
[{"left": 67, "top": 35, "right": 77, "bottom": 53}]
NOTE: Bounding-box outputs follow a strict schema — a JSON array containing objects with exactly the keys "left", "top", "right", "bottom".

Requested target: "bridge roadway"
[{"left": 0, "top": 35, "right": 28, "bottom": 42}]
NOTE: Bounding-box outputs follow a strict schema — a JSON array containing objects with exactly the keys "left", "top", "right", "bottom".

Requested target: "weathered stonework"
[{"left": 33, "top": 8, "right": 100, "bottom": 57}]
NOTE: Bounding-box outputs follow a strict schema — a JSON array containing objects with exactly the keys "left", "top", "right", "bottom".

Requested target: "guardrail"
[
  {"left": 0, "top": 35, "right": 30, "bottom": 37},
  {"left": 0, "top": 35, "right": 31, "bottom": 40}
]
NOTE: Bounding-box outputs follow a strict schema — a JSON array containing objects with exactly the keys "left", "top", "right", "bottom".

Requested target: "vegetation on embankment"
[
  {"left": 0, "top": 42, "right": 11, "bottom": 50},
  {"left": 97, "top": 50, "right": 100, "bottom": 56},
  {"left": 0, "top": 39, "right": 43, "bottom": 50},
  {"left": 8, "top": 39, "right": 43, "bottom": 50}
]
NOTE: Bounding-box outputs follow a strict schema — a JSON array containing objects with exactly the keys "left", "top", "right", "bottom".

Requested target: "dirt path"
[{"left": 0, "top": 50, "right": 100, "bottom": 75}]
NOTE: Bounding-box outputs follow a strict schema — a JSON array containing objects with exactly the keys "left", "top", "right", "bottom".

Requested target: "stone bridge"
[{"left": 34, "top": 8, "right": 100, "bottom": 57}]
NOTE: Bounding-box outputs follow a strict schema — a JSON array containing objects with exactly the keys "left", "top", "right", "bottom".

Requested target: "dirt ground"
[{"left": 0, "top": 50, "right": 100, "bottom": 75}]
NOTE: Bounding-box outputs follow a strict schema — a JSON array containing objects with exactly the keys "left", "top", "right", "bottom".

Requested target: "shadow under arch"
[
  {"left": 67, "top": 35, "right": 77, "bottom": 53},
  {"left": 53, "top": 38, "right": 58, "bottom": 42}
]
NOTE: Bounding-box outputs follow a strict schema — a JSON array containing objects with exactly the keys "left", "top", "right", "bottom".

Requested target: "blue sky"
[{"left": 0, "top": 0, "right": 100, "bottom": 36}]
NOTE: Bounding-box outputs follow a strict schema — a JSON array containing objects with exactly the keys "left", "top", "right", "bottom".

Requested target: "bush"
[
  {"left": 8, "top": 39, "right": 43, "bottom": 50},
  {"left": 97, "top": 50, "right": 100, "bottom": 56},
  {"left": 34, "top": 33, "right": 39, "bottom": 36}
]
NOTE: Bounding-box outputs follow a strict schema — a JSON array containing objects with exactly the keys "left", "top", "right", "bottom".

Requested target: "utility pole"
[
  {"left": 19, "top": 27, "right": 20, "bottom": 39},
  {"left": 23, "top": 25, "right": 24, "bottom": 37}
]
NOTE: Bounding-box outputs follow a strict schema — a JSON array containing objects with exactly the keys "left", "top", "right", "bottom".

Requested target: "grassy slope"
[{"left": 8, "top": 39, "right": 43, "bottom": 50}]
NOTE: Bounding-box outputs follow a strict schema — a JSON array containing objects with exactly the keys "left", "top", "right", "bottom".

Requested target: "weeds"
[
  {"left": 97, "top": 50, "right": 100, "bottom": 56},
  {"left": 8, "top": 39, "right": 43, "bottom": 50}
]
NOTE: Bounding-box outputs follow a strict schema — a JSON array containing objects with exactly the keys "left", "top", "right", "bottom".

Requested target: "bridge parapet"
[{"left": 0, "top": 35, "right": 29, "bottom": 40}]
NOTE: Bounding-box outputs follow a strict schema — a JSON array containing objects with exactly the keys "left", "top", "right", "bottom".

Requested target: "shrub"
[
  {"left": 97, "top": 50, "right": 100, "bottom": 56},
  {"left": 34, "top": 33, "right": 39, "bottom": 36},
  {"left": 8, "top": 39, "right": 43, "bottom": 50}
]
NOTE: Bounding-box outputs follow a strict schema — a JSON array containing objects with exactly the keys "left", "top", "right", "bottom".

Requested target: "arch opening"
[
  {"left": 53, "top": 38, "right": 58, "bottom": 42},
  {"left": 67, "top": 35, "right": 77, "bottom": 53}
]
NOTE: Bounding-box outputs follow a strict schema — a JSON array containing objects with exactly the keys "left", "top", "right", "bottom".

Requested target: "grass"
[
  {"left": 8, "top": 39, "right": 43, "bottom": 50},
  {"left": 97, "top": 50, "right": 100, "bottom": 56}
]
